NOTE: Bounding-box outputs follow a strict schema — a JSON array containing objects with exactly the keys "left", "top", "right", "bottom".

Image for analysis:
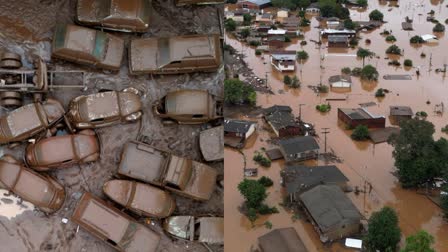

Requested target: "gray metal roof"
[
  {"left": 282, "top": 165, "right": 349, "bottom": 194},
  {"left": 224, "top": 119, "right": 256, "bottom": 133},
  {"left": 278, "top": 136, "right": 319, "bottom": 155},
  {"left": 299, "top": 185, "right": 361, "bottom": 233},
  {"left": 246, "top": 0, "right": 271, "bottom": 6},
  {"left": 328, "top": 75, "right": 352, "bottom": 83},
  {"left": 389, "top": 106, "right": 413, "bottom": 116},
  {"left": 258, "top": 228, "right": 308, "bottom": 252},
  {"left": 338, "top": 108, "right": 372, "bottom": 120},
  {"left": 328, "top": 35, "right": 349, "bottom": 43}
]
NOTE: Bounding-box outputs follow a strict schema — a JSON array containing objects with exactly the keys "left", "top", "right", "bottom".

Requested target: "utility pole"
[
  {"left": 298, "top": 104, "right": 305, "bottom": 122},
  {"left": 265, "top": 71, "right": 269, "bottom": 89},
  {"left": 321, "top": 127, "right": 330, "bottom": 153}
]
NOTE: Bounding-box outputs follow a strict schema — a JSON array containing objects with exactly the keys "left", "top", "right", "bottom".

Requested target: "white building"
[
  {"left": 277, "top": 9, "right": 289, "bottom": 19},
  {"left": 267, "top": 29, "right": 287, "bottom": 35},
  {"left": 270, "top": 51, "right": 296, "bottom": 72},
  {"left": 329, "top": 75, "right": 352, "bottom": 88}
]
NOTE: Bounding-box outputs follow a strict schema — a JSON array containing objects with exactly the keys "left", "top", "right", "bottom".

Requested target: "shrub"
[
  {"left": 247, "top": 208, "right": 258, "bottom": 223},
  {"left": 299, "top": 18, "right": 310, "bottom": 27},
  {"left": 300, "top": 40, "right": 307, "bottom": 46},
  {"left": 258, "top": 204, "right": 279, "bottom": 215},
  {"left": 410, "top": 35, "right": 424, "bottom": 44},
  {"left": 255, "top": 49, "right": 262, "bottom": 56},
  {"left": 375, "top": 88, "right": 385, "bottom": 97},
  {"left": 369, "top": 9, "right": 384, "bottom": 21},
  {"left": 317, "top": 85, "right": 329, "bottom": 93},
  {"left": 386, "top": 45, "right": 401, "bottom": 55},
  {"left": 351, "top": 125, "right": 369, "bottom": 140},
  {"left": 445, "top": 18, "right": 448, "bottom": 25},
  {"left": 385, "top": 35, "right": 396, "bottom": 42},
  {"left": 264, "top": 221, "right": 273, "bottom": 229},
  {"left": 249, "top": 40, "right": 261, "bottom": 46},
  {"left": 442, "top": 125, "right": 448, "bottom": 133},
  {"left": 360, "top": 65, "right": 379, "bottom": 80},
  {"left": 285, "top": 36, "right": 291, "bottom": 42},
  {"left": 433, "top": 23, "right": 445, "bottom": 32},
  {"left": 404, "top": 59, "right": 413, "bottom": 67},
  {"left": 290, "top": 76, "right": 300, "bottom": 88},
  {"left": 349, "top": 37, "right": 358, "bottom": 46},
  {"left": 388, "top": 60, "right": 401, "bottom": 66},
  {"left": 283, "top": 75, "right": 291, "bottom": 85},
  {"left": 297, "top": 50, "right": 309, "bottom": 61},
  {"left": 315, "top": 103, "right": 331, "bottom": 112},
  {"left": 240, "top": 28, "right": 250, "bottom": 38},
  {"left": 253, "top": 151, "right": 271, "bottom": 167},
  {"left": 341, "top": 67, "right": 351, "bottom": 75},
  {"left": 415, "top": 111, "right": 428, "bottom": 119},
  {"left": 381, "top": 29, "right": 390, "bottom": 35},
  {"left": 258, "top": 176, "right": 273, "bottom": 187},
  {"left": 344, "top": 19, "right": 356, "bottom": 30},
  {"left": 351, "top": 67, "right": 362, "bottom": 76},
  {"left": 225, "top": 19, "right": 236, "bottom": 31}
]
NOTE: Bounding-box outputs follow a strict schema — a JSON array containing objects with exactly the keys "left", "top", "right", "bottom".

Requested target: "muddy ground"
[{"left": 0, "top": 1, "right": 223, "bottom": 251}]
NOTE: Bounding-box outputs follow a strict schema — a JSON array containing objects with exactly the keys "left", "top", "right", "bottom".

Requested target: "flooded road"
[{"left": 225, "top": 1, "right": 448, "bottom": 251}]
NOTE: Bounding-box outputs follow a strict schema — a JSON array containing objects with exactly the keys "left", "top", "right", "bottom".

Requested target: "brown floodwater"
[{"left": 225, "top": 1, "right": 448, "bottom": 251}]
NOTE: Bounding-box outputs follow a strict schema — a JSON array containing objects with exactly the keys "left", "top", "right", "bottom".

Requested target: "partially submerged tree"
[
  {"left": 365, "top": 207, "right": 401, "bottom": 252},
  {"left": 410, "top": 35, "right": 424, "bottom": 44},
  {"left": 356, "top": 0, "right": 368, "bottom": 7},
  {"left": 351, "top": 125, "right": 369, "bottom": 140},
  {"left": 433, "top": 23, "right": 445, "bottom": 32},
  {"left": 283, "top": 75, "right": 292, "bottom": 85},
  {"left": 404, "top": 59, "right": 413, "bottom": 67},
  {"left": 343, "top": 19, "right": 357, "bottom": 30},
  {"left": 225, "top": 18, "right": 236, "bottom": 31},
  {"left": 356, "top": 48, "right": 373, "bottom": 66},
  {"left": 401, "top": 230, "right": 435, "bottom": 252},
  {"left": 385, "top": 35, "right": 397, "bottom": 42},
  {"left": 386, "top": 45, "right": 401, "bottom": 55},
  {"left": 240, "top": 28, "right": 250, "bottom": 38},
  {"left": 238, "top": 179, "right": 267, "bottom": 209},
  {"left": 296, "top": 50, "right": 309, "bottom": 61},
  {"left": 224, "top": 79, "right": 257, "bottom": 105},
  {"left": 360, "top": 65, "right": 379, "bottom": 81},
  {"left": 369, "top": 9, "right": 384, "bottom": 21}
]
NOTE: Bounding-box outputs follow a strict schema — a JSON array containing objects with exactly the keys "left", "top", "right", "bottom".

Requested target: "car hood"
[
  {"left": 119, "top": 223, "right": 160, "bottom": 252},
  {"left": 26, "top": 135, "right": 74, "bottom": 166},
  {"left": 118, "top": 92, "right": 142, "bottom": 116},
  {"left": 129, "top": 38, "right": 159, "bottom": 73},
  {"left": 77, "top": 0, "right": 103, "bottom": 23},
  {"left": 181, "top": 161, "right": 217, "bottom": 201},
  {"left": 100, "top": 35, "right": 124, "bottom": 69}
]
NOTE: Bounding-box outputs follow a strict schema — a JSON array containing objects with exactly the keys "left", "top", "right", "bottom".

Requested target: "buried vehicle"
[
  {"left": 25, "top": 130, "right": 100, "bottom": 171},
  {"left": 163, "top": 216, "right": 224, "bottom": 244},
  {"left": 52, "top": 24, "right": 125, "bottom": 71},
  {"left": 0, "top": 99, "right": 66, "bottom": 144},
  {"left": 129, "top": 34, "right": 222, "bottom": 75},
  {"left": 103, "top": 180, "right": 176, "bottom": 218},
  {"left": 67, "top": 88, "right": 142, "bottom": 129},
  {"left": 76, "top": 0, "right": 151, "bottom": 33},
  {"left": 72, "top": 192, "right": 160, "bottom": 252},
  {"left": 118, "top": 141, "right": 217, "bottom": 201},
  {"left": 153, "top": 89, "right": 223, "bottom": 125},
  {"left": 0, "top": 155, "right": 65, "bottom": 213}
]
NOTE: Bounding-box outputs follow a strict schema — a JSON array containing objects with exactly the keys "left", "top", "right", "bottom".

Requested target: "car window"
[
  {"left": 157, "top": 38, "right": 170, "bottom": 67},
  {"left": 53, "top": 25, "right": 67, "bottom": 50},
  {"left": 92, "top": 31, "right": 108, "bottom": 61},
  {"left": 97, "top": 0, "right": 111, "bottom": 19},
  {"left": 192, "top": 114, "right": 204, "bottom": 118}
]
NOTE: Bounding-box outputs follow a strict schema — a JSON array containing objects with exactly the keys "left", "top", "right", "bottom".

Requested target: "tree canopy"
[
  {"left": 365, "top": 207, "right": 401, "bottom": 252},
  {"left": 319, "top": 0, "right": 350, "bottom": 19},
  {"left": 369, "top": 9, "right": 384, "bottom": 21},
  {"left": 351, "top": 125, "right": 369, "bottom": 140},
  {"left": 238, "top": 179, "right": 267, "bottom": 209},
  {"left": 360, "top": 65, "right": 379, "bottom": 81},
  {"left": 388, "top": 119, "right": 448, "bottom": 188},
  {"left": 225, "top": 18, "right": 236, "bottom": 31},
  {"left": 357, "top": 48, "right": 373, "bottom": 66},
  {"left": 224, "top": 79, "right": 257, "bottom": 105},
  {"left": 401, "top": 230, "right": 435, "bottom": 252}
]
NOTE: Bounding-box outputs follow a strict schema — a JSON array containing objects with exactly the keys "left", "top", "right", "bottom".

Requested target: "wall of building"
[
  {"left": 278, "top": 126, "right": 301, "bottom": 138},
  {"left": 338, "top": 110, "right": 386, "bottom": 128},
  {"left": 236, "top": 2, "right": 260, "bottom": 10}
]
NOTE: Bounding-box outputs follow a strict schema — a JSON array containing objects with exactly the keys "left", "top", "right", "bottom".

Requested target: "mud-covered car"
[
  {"left": 76, "top": 0, "right": 151, "bottom": 33},
  {"left": 67, "top": 88, "right": 142, "bottom": 129},
  {"left": 176, "top": 0, "right": 224, "bottom": 5},
  {"left": 0, "top": 99, "right": 65, "bottom": 144},
  {"left": 153, "top": 89, "right": 223, "bottom": 125},
  {"left": 199, "top": 126, "right": 224, "bottom": 162},
  {"left": 103, "top": 180, "right": 175, "bottom": 218},
  {"left": 129, "top": 34, "right": 222, "bottom": 74},
  {"left": 118, "top": 141, "right": 217, "bottom": 201},
  {"left": 52, "top": 24, "right": 124, "bottom": 71},
  {"left": 0, "top": 155, "right": 65, "bottom": 213},
  {"left": 163, "top": 216, "right": 224, "bottom": 244},
  {"left": 72, "top": 192, "right": 160, "bottom": 252},
  {"left": 25, "top": 130, "right": 100, "bottom": 171}
]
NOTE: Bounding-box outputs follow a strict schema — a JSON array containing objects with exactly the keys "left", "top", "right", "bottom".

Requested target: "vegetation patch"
[
  {"left": 253, "top": 151, "right": 271, "bottom": 167},
  {"left": 224, "top": 79, "right": 257, "bottom": 105},
  {"left": 315, "top": 103, "right": 331, "bottom": 113},
  {"left": 351, "top": 125, "right": 369, "bottom": 141},
  {"left": 386, "top": 44, "right": 401, "bottom": 55}
]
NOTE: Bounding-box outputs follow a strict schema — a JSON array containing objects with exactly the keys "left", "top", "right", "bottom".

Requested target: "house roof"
[
  {"left": 264, "top": 105, "right": 292, "bottom": 115},
  {"left": 258, "top": 227, "right": 308, "bottom": 252},
  {"left": 224, "top": 119, "right": 256, "bottom": 134},
  {"left": 265, "top": 110, "right": 298, "bottom": 131},
  {"left": 307, "top": 2, "right": 320, "bottom": 9},
  {"left": 278, "top": 136, "right": 319, "bottom": 155},
  {"left": 401, "top": 22, "right": 413, "bottom": 30},
  {"left": 282, "top": 165, "right": 349, "bottom": 194},
  {"left": 338, "top": 108, "right": 383, "bottom": 120},
  {"left": 245, "top": 0, "right": 271, "bottom": 6},
  {"left": 268, "top": 29, "right": 287, "bottom": 35},
  {"left": 299, "top": 185, "right": 361, "bottom": 233},
  {"left": 328, "top": 75, "right": 351, "bottom": 84},
  {"left": 271, "top": 50, "right": 296, "bottom": 61},
  {"left": 328, "top": 35, "right": 349, "bottom": 43},
  {"left": 389, "top": 106, "right": 413, "bottom": 116},
  {"left": 321, "top": 29, "right": 356, "bottom": 35},
  {"left": 282, "top": 17, "right": 300, "bottom": 25}
]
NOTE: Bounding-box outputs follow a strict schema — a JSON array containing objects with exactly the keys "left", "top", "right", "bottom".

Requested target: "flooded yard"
[{"left": 224, "top": 0, "right": 448, "bottom": 251}]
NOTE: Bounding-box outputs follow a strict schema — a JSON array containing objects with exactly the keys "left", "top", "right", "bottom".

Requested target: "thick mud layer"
[
  {"left": 0, "top": 1, "right": 223, "bottom": 251},
  {"left": 225, "top": 1, "right": 448, "bottom": 251}
]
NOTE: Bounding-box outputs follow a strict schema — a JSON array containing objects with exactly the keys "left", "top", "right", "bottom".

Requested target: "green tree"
[
  {"left": 401, "top": 230, "right": 435, "bottom": 252},
  {"left": 441, "top": 184, "right": 448, "bottom": 218},
  {"left": 240, "top": 28, "right": 250, "bottom": 38},
  {"left": 360, "top": 65, "right": 379, "bottom": 80},
  {"left": 318, "top": 0, "right": 350, "bottom": 19},
  {"left": 404, "top": 59, "right": 413, "bottom": 67},
  {"left": 224, "top": 79, "right": 257, "bottom": 105},
  {"left": 385, "top": 35, "right": 397, "bottom": 42},
  {"left": 356, "top": 48, "right": 373, "bottom": 66},
  {"left": 344, "top": 19, "right": 356, "bottom": 30},
  {"left": 433, "top": 23, "right": 445, "bottom": 32},
  {"left": 357, "top": 0, "right": 368, "bottom": 7},
  {"left": 272, "top": 0, "right": 296, "bottom": 9},
  {"left": 225, "top": 18, "right": 236, "bottom": 31},
  {"left": 258, "top": 176, "right": 274, "bottom": 187},
  {"left": 297, "top": 0, "right": 310, "bottom": 9},
  {"left": 365, "top": 207, "right": 401, "bottom": 252},
  {"left": 226, "top": 0, "right": 238, "bottom": 3},
  {"left": 410, "top": 35, "right": 424, "bottom": 44},
  {"left": 388, "top": 119, "right": 448, "bottom": 188},
  {"left": 238, "top": 179, "right": 267, "bottom": 209},
  {"left": 290, "top": 76, "right": 300, "bottom": 88},
  {"left": 243, "top": 13, "right": 252, "bottom": 26},
  {"left": 283, "top": 75, "right": 292, "bottom": 85},
  {"left": 369, "top": 9, "right": 384, "bottom": 21},
  {"left": 386, "top": 44, "right": 401, "bottom": 55},
  {"left": 375, "top": 88, "right": 385, "bottom": 97},
  {"left": 297, "top": 50, "right": 309, "bottom": 61},
  {"left": 351, "top": 125, "right": 369, "bottom": 140}
]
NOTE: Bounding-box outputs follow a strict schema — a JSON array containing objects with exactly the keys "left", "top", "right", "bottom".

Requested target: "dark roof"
[
  {"left": 278, "top": 136, "right": 319, "bottom": 155},
  {"left": 402, "top": 22, "right": 413, "bottom": 30},
  {"left": 224, "top": 119, "right": 256, "bottom": 133},
  {"left": 299, "top": 185, "right": 362, "bottom": 233},
  {"left": 326, "top": 17, "right": 340, "bottom": 22},
  {"left": 307, "top": 2, "right": 320, "bottom": 9},
  {"left": 338, "top": 108, "right": 374, "bottom": 120},
  {"left": 246, "top": 0, "right": 272, "bottom": 6},
  {"left": 328, "top": 75, "right": 352, "bottom": 83},
  {"left": 265, "top": 110, "right": 298, "bottom": 131},
  {"left": 258, "top": 228, "right": 308, "bottom": 252},
  {"left": 268, "top": 36, "right": 286, "bottom": 42},
  {"left": 282, "top": 165, "right": 349, "bottom": 194},
  {"left": 264, "top": 105, "right": 292, "bottom": 115},
  {"left": 390, "top": 106, "right": 413, "bottom": 116},
  {"left": 328, "top": 35, "right": 349, "bottom": 43}
]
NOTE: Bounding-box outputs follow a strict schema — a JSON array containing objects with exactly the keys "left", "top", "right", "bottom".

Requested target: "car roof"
[
  {"left": 199, "top": 217, "right": 224, "bottom": 244},
  {"left": 6, "top": 103, "right": 43, "bottom": 138},
  {"left": 81, "top": 91, "right": 120, "bottom": 120},
  {"left": 109, "top": 0, "right": 142, "bottom": 19},
  {"left": 65, "top": 24, "right": 96, "bottom": 54},
  {"left": 165, "top": 90, "right": 209, "bottom": 115},
  {"left": 14, "top": 169, "right": 53, "bottom": 205},
  {"left": 34, "top": 135, "right": 75, "bottom": 165},
  {"left": 169, "top": 35, "right": 216, "bottom": 62}
]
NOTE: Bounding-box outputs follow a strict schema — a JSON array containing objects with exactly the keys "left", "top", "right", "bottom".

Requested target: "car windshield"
[
  {"left": 53, "top": 25, "right": 66, "bottom": 50},
  {"left": 92, "top": 31, "right": 109, "bottom": 61},
  {"left": 157, "top": 38, "right": 170, "bottom": 68}
]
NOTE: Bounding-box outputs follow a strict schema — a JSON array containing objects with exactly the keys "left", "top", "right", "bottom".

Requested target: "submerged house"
[
  {"left": 282, "top": 17, "right": 300, "bottom": 32},
  {"left": 278, "top": 136, "right": 319, "bottom": 163},
  {"left": 281, "top": 165, "right": 349, "bottom": 201},
  {"left": 299, "top": 185, "right": 362, "bottom": 242},
  {"left": 258, "top": 227, "right": 308, "bottom": 252},
  {"left": 224, "top": 119, "right": 256, "bottom": 148},
  {"left": 321, "top": 29, "right": 356, "bottom": 38},
  {"left": 264, "top": 105, "right": 301, "bottom": 137},
  {"left": 338, "top": 108, "right": 386, "bottom": 128},
  {"left": 329, "top": 75, "right": 352, "bottom": 88},
  {"left": 270, "top": 51, "right": 296, "bottom": 72},
  {"left": 328, "top": 35, "right": 349, "bottom": 47},
  {"left": 389, "top": 106, "right": 413, "bottom": 124}
]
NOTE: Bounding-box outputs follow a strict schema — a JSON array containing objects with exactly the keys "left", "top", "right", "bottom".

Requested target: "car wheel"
[
  {"left": 162, "top": 119, "right": 176, "bottom": 126},
  {"left": 0, "top": 52, "right": 22, "bottom": 69}
]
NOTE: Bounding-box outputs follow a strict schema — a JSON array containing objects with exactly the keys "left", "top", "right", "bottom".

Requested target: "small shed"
[
  {"left": 258, "top": 227, "right": 308, "bottom": 252},
  {"left": 278, "top": 136, "right": 319, "bottom": 163},
  {"left": 390, "top": 106, "right": 413, "bottom": 122},
  {"left": 224, "top": 119, "right": 256, "bottom": 140},
  {"left": 299, "top": 185, "right": 362, "bottom": 242},
  {"left": 264, "top": 105, "right": 301, "bottom": 137},
  {"left": 277, "top": 9, "right": 289, "bottom": 19},
  {"left": 281, "top": 165, "right": 349, "bottom": 201},
  {"left": 329, "top": 75, "right": 352, "bottom": 88},
  {"left": 328, "top": 35, "right": 349, "bottom": 47},
  {"left": 338, "top": 108, "right": 386, "bottom": 128},
  {"left": 402, "top": 22, "right": 413, "bottom": 30}
]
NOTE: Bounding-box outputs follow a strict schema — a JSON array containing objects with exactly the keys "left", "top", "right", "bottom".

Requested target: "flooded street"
[{"left": 225, "top": 1, "right": 448, "bottom": 251}]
